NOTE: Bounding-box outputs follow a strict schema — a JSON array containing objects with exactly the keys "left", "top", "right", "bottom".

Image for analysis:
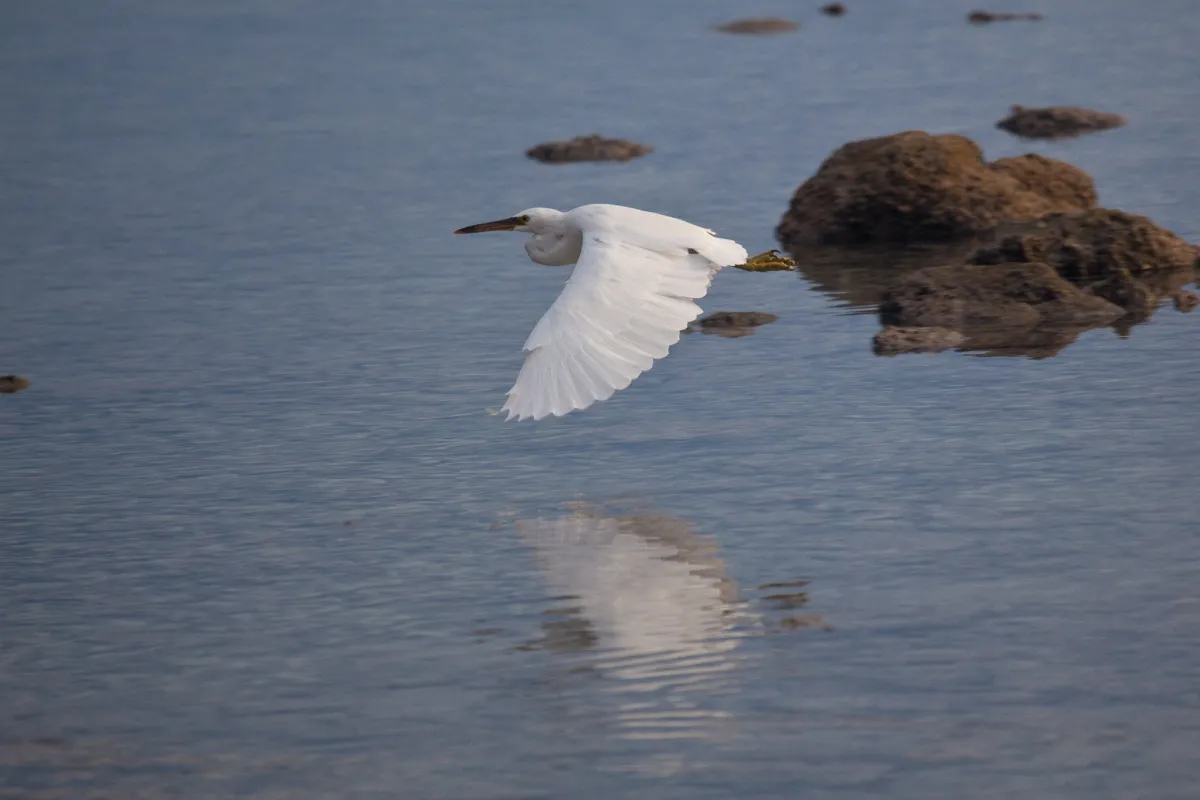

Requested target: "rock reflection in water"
[
  {"left": 515, "top": 504, "right": 747, "bottom": 742},
  {"left": 790, "top": 242, "right": 983, "bottom": 312}
]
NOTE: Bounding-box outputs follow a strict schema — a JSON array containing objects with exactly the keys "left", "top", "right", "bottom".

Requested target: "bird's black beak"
[{"left": 454, "top": 217, "right": 522, "bottom": 235}]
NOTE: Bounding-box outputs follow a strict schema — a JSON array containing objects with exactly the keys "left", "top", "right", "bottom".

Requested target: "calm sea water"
[{"left": 2, "top": 1, "right": 1198, "bottom": 797}]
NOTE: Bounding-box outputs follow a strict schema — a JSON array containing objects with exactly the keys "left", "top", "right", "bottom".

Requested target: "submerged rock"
[
  {"left": 0, "top": 375, "right": 31, "bottom": 394},
  {"left": 715, "top": 18, "right": 799, "bottom": 35},
  {"left": 687, "top": 311, "right": 778, "bottom": 338},
  {"left": 872, "top": 326, "right": 965, "bottom": 356},
  {"left": 526, "top": 135, "right": 652, "bottom": 164},
  {"left": 1173, "top": 290, "right": 1200, "bottom": 313},
  {"left": 821, "top": 4, "right": 847, "bottom": 16},
  {"left": 776, "top": 131, "right": 1095, "bottom": 247},
  {"left": 968, "top": 10, "right": 1043, "bottom": 24},
  {"left": 791, "top": 206, "right": 1198, "bottom": 359},
  {"left": 997, "top": 105, "right": 1127, "bottom": 140},
  {"left": 879, "top": 262, "right": 1123, "bottom": 330},
  {"left": 877, "top": 263, "right": 1124, "bottom": 358}
]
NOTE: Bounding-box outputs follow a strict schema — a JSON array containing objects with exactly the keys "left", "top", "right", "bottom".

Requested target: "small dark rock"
[
  {"left": 997, "top": 105, "right": 1127, "bottom": 140},
  {"left": 1172, "top": 289, "right": 1200, "bottom": 313},
  {"left": 1091, "top": 269, "right": 1157, "bottom": 321},
  {"left": 526, "top": 135, "right": 652, "bottom": 164},
  {"left": 821, "top": 3, "right": 847, "bottom": 16},
  {"left": 776, "top": 131, "right": 1096, "bottom": 247},
  {"left": 873, "top": 326, "right": 965, "bottom": 355},
  {"left": 778, "top": 614, "right": 834, "bottom": 631},
  {"left": 0, "top": 375, "right": 31, "bottom": 394},
  {"left": 715, "top": 18, "right": 799, "bottom": 35},
  {"left": 688, "top": 311, "right": 778, "bottom": 338},
  {"left": 968, "top": 10, "right": 1043, "bottom": 24}
]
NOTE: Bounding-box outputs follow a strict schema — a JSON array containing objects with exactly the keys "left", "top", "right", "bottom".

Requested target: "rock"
[
  {"left": 997, "top": 105, "right": 1127, "bottom": 140},
  {"left": 879, "top": 262, "right": 1123, "bottom": 331},
  {"left": 877, "top": 263, "right": 1126, "bottom": 358},
  {"left": 777, "top": 132, "right": 1096, "bottom": 247},
  {"left": 968, "top": 10, "right": 1043, "bottom": 24},
  {"left": 687, "top": 311, "right": 778, "bottom": 338},
  {"left": 0, "top": 375, "right": 31, "bottom": 394},
  {"left": 1091, "top": 269, "right": 1157, "bottom": 321},
  {"left": 872, "top": 326, "right": 965, "bottom": 355},
  {"left": 821, "top": 3, "right": 847, "bottom": 16},
  {"left": 526, "top": 135, "right": 652, "bottom": 164},
  {"left": 1172, "top": 289, "right": 1200, "bottom": 313},
  {"left": 715, "top": 18, "right": 799, "bottom": 35},
  {"left": 778, "top": 614, "right": 834, "bottom": 632},
  {"left": 970, "top": 209, "right": 1199, "bottom": 295}
]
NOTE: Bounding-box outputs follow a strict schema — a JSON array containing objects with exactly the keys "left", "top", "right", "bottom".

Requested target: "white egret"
[{"left": 455, "top": 204, "right": 794, "bottom": 421}]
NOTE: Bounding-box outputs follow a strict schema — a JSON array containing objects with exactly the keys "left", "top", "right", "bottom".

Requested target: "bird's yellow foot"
[{"left": 736, "top": 249, "right": 796, "bottom": 272}]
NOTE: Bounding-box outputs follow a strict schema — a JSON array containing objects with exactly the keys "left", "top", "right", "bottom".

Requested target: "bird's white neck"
[{"left": 524, "top": 212, "right": 582, "bottom": 266}]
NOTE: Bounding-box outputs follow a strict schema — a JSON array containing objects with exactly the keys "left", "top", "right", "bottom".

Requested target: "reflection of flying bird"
[
  {"left": 455, "top": 204, "right": 794, "bottom": 420},
  {"left": 516, "top": 505, "right": 748, "bottom": 741}
]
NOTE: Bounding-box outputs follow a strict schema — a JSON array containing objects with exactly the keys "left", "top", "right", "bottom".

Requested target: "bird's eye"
[{"left": 518, "top": 215, "right": 530, "bottom": 224}]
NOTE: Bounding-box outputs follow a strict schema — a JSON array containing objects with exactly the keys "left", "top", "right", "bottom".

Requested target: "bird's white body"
[{"left": 456, "top": 204, "right": 749, "bottom": 421}]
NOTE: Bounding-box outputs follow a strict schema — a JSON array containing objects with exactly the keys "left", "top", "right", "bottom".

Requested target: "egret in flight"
[{"left": 455, "top": 204, "right": 794, "bottom": 421}]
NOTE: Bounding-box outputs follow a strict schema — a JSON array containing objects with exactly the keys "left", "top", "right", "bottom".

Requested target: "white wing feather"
[{"left": 502, "top": 206, "right": 748, "bottom": 421}]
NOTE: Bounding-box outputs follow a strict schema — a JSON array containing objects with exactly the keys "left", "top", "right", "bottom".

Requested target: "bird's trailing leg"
[{"left": 733, "top": 249, "right": 796, "bottom": 272}]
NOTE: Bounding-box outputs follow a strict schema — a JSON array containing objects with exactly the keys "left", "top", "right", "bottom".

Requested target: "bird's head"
[{"left": 454, "top": 208, "right": 562, "bottom": 235}]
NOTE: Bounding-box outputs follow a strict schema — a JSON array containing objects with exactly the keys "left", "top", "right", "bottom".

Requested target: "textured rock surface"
[
  {"left": 776, "top": 131, "right": 1096, "bottom": 247},
  {"left": 1173, "top": 290, "right": 1200, "bottom": 313},
  {"left": 526, "top": 135, "right": 652, "bottom": 164},
  {"left": 996, "top": 105, "right": 1126, "bottom": 140},
  {"left": 970, "top": 209, "right": 1199, "bottom": 282}
]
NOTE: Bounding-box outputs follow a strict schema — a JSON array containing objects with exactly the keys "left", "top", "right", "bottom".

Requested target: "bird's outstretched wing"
[{"left": 502, "top": 233, "right": 733, "bottom": 421}]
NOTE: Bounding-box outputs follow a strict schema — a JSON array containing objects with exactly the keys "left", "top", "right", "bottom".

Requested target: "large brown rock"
[
  {"left": 971, "top": 208, "right": 1199, "bottom": 326},
  {"left": 776, "top": 131, "right": 1096, "bottom": 247}
]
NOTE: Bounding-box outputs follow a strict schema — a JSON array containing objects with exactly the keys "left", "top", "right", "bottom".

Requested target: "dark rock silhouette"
[
  {"left": 968, "top": 10, "right": 1043, "bottom": 24},
  {"left": 997, "top": 105, "right": 1127, "bottom": 140},
  {"left": 715, "top": 18, "right": 799, "bottom": 35},
  {"left": 687, "top": 311, "right": 778, "bottom": 338},
  {"left": 821, "top": 4, "right": 847, "bottom": 16},
  {"left": 526, "top": 135, "right": 652, "bottom": 164},
  {"left": 0, "top": 375, "right": 31, "bottom": 394},
  {"left": 872, "top": 326, "right": 965, "bottom": 355}
]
